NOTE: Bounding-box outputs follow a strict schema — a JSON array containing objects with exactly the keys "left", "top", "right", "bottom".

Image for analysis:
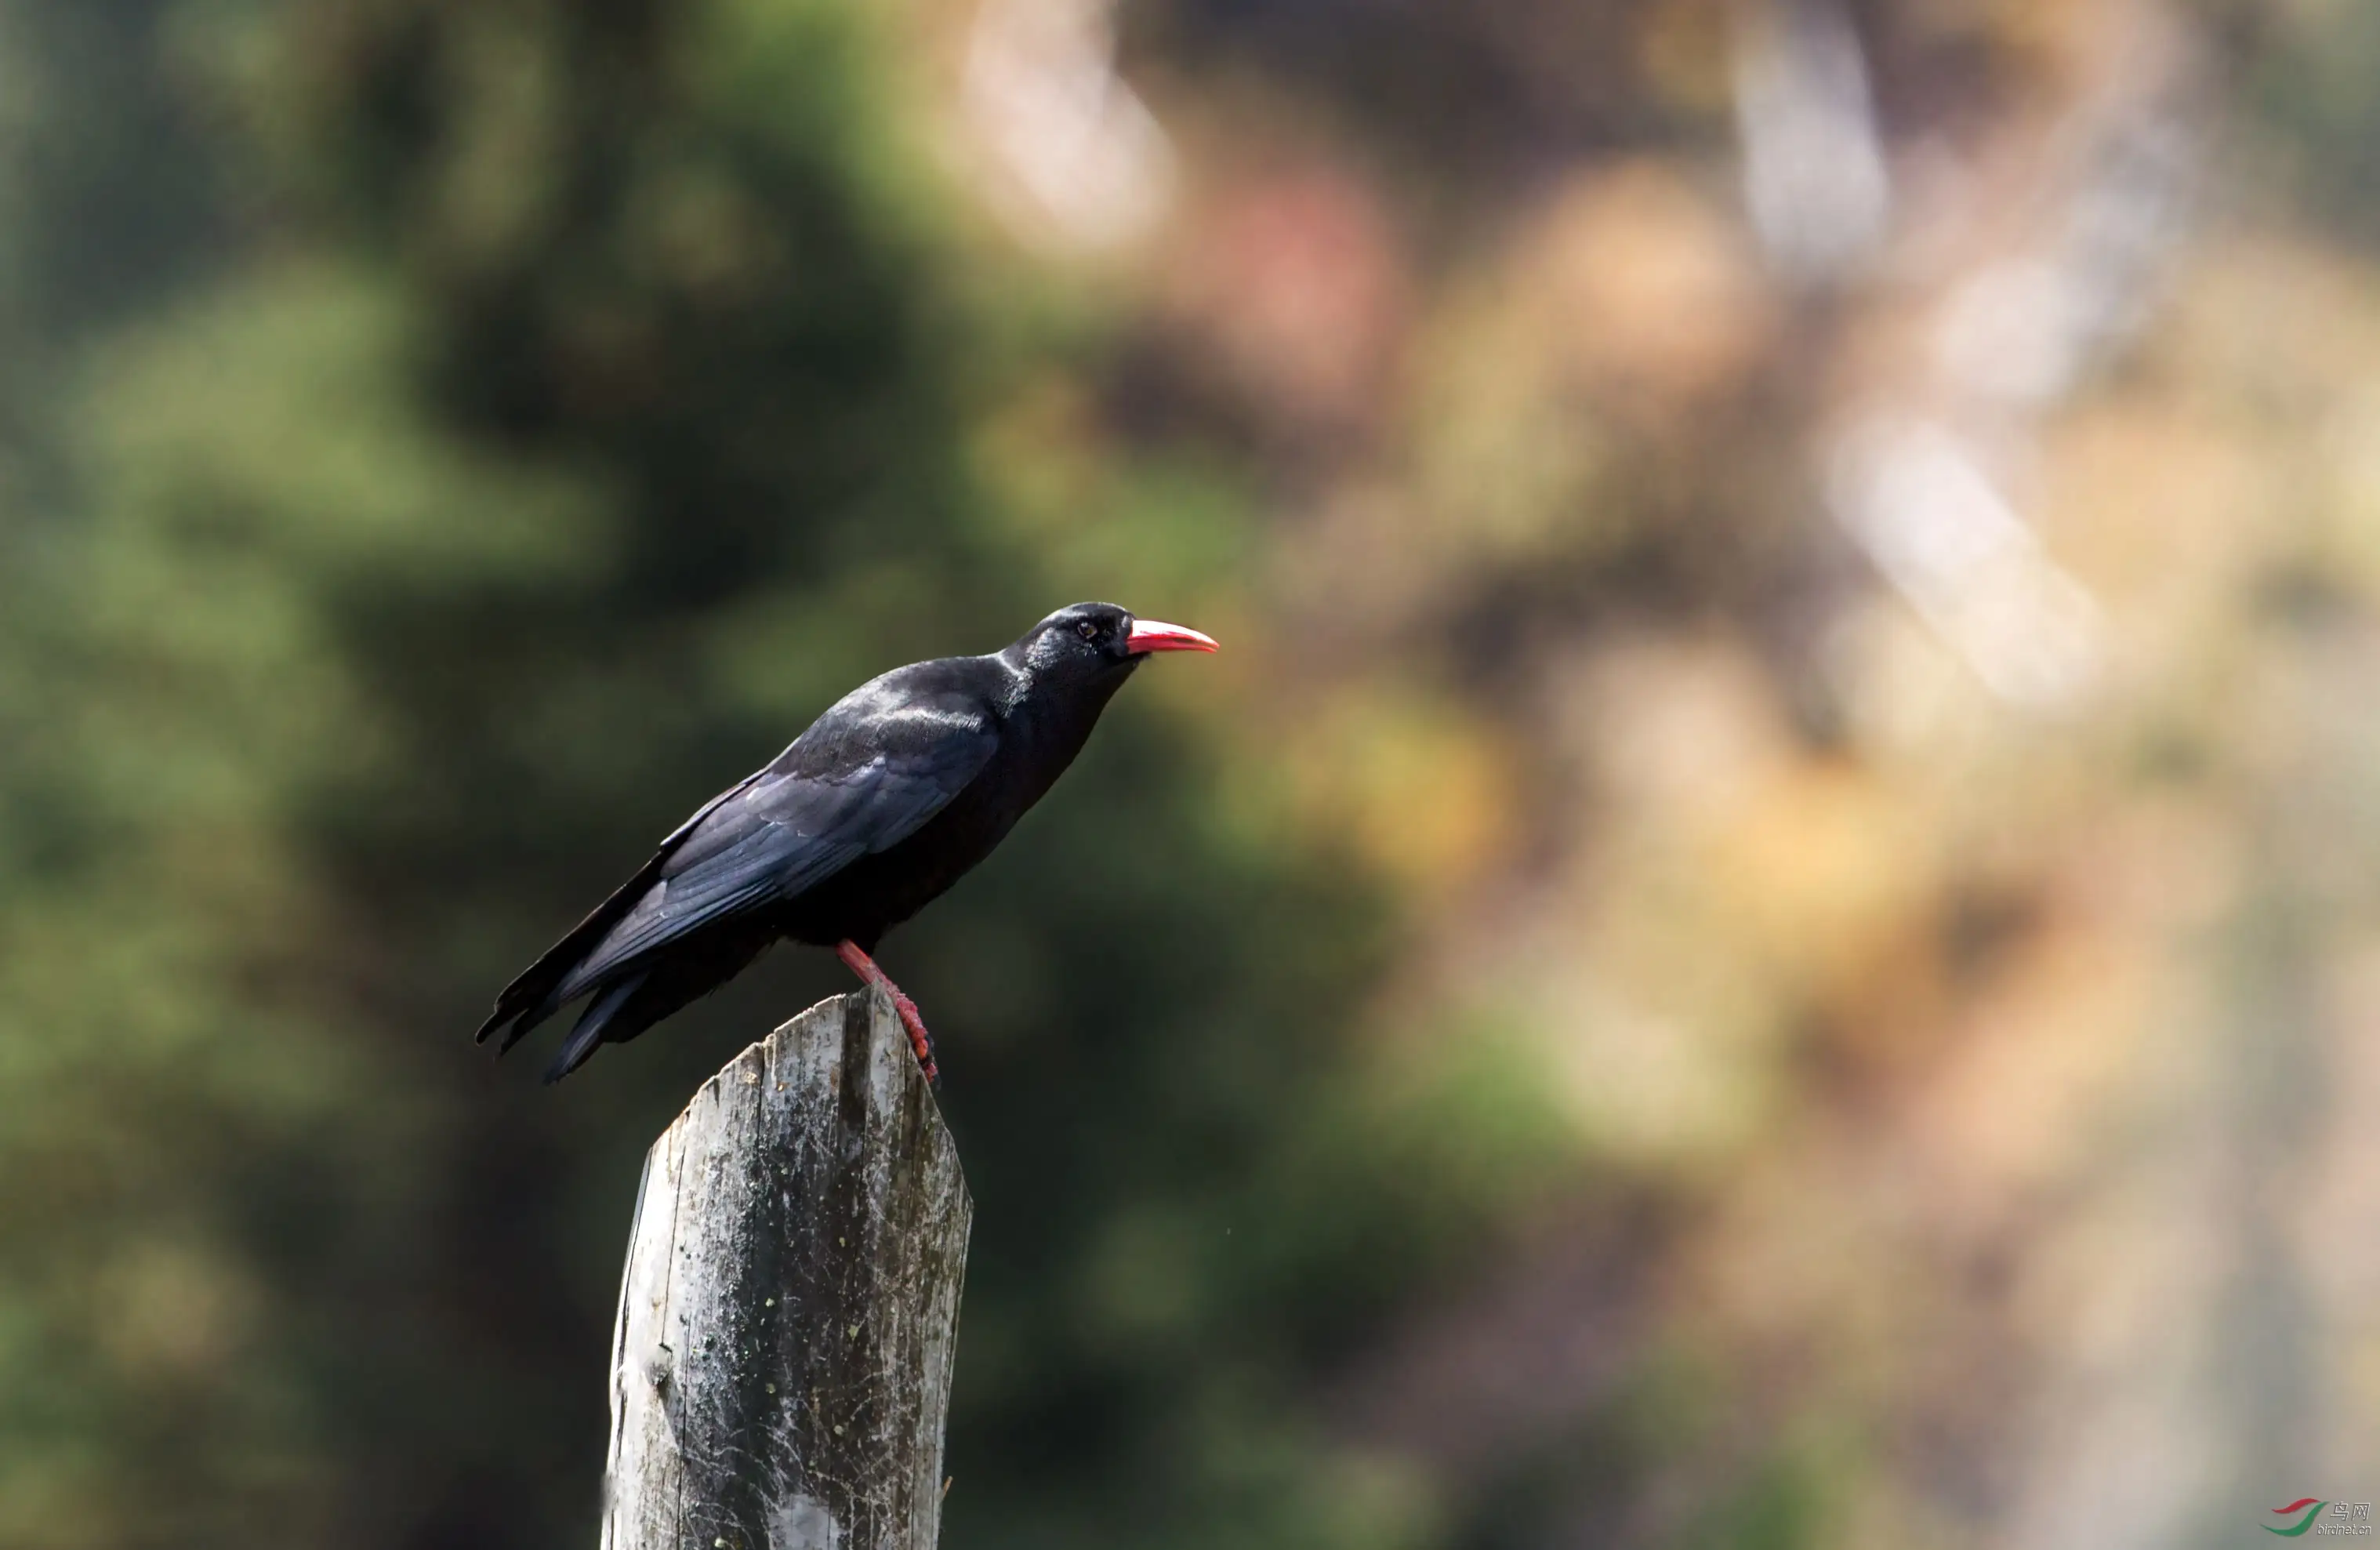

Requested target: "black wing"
[{"left": 477, "top": 684, "right": 1000, "bottom": 1051}]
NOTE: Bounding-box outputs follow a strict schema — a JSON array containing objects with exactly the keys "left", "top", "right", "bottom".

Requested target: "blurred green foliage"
[{"left": 0, "top": 2, "right": 1544, "bottom": 1545}]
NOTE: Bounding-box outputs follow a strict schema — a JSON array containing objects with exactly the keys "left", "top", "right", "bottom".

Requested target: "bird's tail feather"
[
  {"left": 478, "top": 968, "right": 571, "bottom": 1052},
  {"left": 492, "top": 982, "right": 571, "bottom": 1055},
  {"left": 477, "top": 848, "right": 687, "bottom": 1049},
  {"left": 542, "top": 971, "right": 648, "bottom": 1085}
]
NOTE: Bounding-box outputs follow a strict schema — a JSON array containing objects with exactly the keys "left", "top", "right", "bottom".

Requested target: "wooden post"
[{"left": 601, "top": 987, "right": 972, "bottom": 1550}]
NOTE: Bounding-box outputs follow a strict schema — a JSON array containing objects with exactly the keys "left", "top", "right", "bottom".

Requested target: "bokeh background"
[{"left": 3, "top": 0, "right": 2378, "bottom": 1545}]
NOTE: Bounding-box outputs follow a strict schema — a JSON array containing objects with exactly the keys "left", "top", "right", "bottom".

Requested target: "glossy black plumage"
[{"left": 476, "top": 602, "right": 1214, "bottom": 1082}]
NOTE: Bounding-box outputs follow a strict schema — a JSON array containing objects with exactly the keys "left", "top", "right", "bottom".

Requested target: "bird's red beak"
[{"left": 1125, "top": 619, "right": 1220, "bottom": 655}]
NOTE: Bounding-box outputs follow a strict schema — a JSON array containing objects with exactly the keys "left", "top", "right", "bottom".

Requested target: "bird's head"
[{"left": 1010, "top": 601, "right": 1218, "bottom": 689}]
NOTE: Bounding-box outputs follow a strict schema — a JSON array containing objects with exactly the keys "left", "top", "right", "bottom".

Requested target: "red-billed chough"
[{"left": 476, "top": 602, "right": 1218, "bottom": 1084}]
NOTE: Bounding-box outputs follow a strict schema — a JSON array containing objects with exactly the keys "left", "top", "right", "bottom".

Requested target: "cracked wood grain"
[{"left": 601, "top": 987, "right": 972, "bottom": 1550}]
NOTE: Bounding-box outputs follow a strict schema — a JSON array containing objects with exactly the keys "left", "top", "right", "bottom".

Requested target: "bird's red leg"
[{"left": 836, "top": 940, "right": 939, "bottom": 1084}]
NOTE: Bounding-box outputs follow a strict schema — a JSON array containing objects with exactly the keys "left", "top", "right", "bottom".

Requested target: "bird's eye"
[{"left": 1076, "top": 621, "right": 1099, "bottom": 641}]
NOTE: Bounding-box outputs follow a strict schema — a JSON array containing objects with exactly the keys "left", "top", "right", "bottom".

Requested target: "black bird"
[{"left": 477, "top": 602, "right": 1218, "bottom": 1084}]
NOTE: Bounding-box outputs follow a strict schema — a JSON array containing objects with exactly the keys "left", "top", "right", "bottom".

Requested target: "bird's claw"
[{"left": 891, "top": 993, "right": 938, "bottom": 1086}]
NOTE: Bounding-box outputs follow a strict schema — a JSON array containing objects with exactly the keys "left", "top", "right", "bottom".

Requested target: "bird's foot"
[
  {"left": 836, "top": 939, "right": 940, "bottom": 1086},
  {"left": 889, "top": 993, "right": 938, "bottom": 1086}
]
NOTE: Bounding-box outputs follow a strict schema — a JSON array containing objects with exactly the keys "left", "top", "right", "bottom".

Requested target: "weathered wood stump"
[{"left": 601, "top": 987, "right": 972, "bottom": 1550}]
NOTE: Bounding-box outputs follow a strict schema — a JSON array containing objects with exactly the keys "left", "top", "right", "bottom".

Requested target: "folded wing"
[{"left": 477, "top": 695, "right": 998, "bottom": 1051}]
